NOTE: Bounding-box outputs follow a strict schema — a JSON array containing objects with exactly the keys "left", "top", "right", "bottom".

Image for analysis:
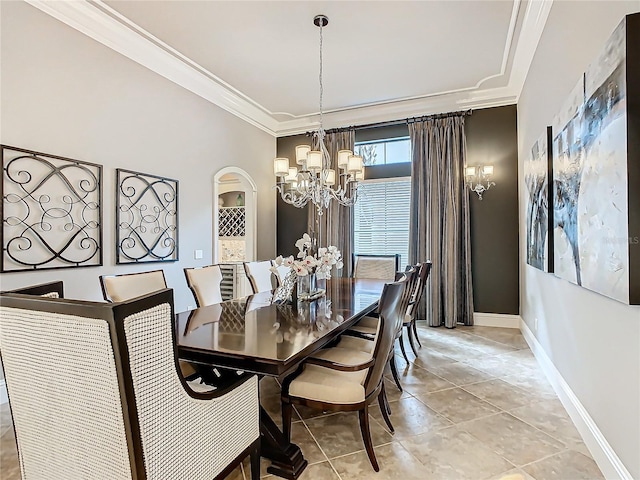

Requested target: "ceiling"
[{"left": 27, "top": 0, "right": 553, "bottom": 136}]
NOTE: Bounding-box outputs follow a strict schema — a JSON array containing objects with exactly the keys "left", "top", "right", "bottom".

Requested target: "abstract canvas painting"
[
  {"left": 552, "top": 16, "right": 637, "bottom": 304},
  {"left": 525, "top": 127, "right": 553, "bottom": 272}
]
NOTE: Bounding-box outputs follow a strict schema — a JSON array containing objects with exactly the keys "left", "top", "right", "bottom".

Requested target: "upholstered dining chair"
[
  {"left": 281, "top": 276, "right": 409, "bottom": 472},
  {"left": 271, "top": 260, "right": 292, "bottom": 287},
  {"left": 3, "top": 280, "right": 64, "bottom": 299},
  {"left": 336, "top": 266, "right": 418, "bottom": 395},
  {"left": 0, "top": 286, "right": 261, "bottom": 480},
  {"left": 184, "top": 264, "right": 224, "bottom": 307},
  {"left": 399, "top": 261, "right": 433, "bottom": 356},
  {"left": 100, "top": 269, "right": 200, "bottom": 382},
  {"left": 244, "top": 261, "right": 275, "bottom": 294},
  {"left": 352, "top": 253, "right": 401, "bottom": 281}
]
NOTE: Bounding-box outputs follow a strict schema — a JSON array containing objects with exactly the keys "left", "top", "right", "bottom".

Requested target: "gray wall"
[
  {"left": 518, "top": 2, "right": 640, "bottom": 477},
  {"left": 276, "top": 106, "right": 520, "bottom": 315},
  {"left": 0, "top": 1, "right": 276, "bottom": 313},
  {"left": 466, "top": 106, "right": 519, "bottom": 314}
]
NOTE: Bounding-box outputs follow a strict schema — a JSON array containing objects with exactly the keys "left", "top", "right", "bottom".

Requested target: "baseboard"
[
  {"left": 520, "top": 320, "right": 633, "bottom": 480},
  {"left": 0, "top": 380, "right": 7, "bottom": 405},
  {"left": 473, "top": 312, "right": 521, "bottom": 328}
]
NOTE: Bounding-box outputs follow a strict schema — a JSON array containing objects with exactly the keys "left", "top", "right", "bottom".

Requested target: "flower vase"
[{"left": 297, "top": 272, "right": 317, "bottom": 300}]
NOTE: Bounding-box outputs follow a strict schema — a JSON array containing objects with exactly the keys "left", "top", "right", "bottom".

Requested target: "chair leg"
[
  {"left": 412, "top": 319, "right": 422, "bottom": 347},
  {"left": 389, "top": 356, "right": 403, "bottom": 392},
  {"left": 406, "top": 325, "right": 419, "bottom": 357},
  {"left": 398, "top": 335, "right": 410, "bottom": 363},
  {"left": 384, "top": 387, "right": 392, "bottom": 415},
  {"left": 282, "top": 400, "right": 293, "bottom": 443},
  {"left": 377, "top": 384, "right": 394, "bottom": 433},
  {"left": 358, "top": 405, "right": 380, "bottom": 472},
  {"left": 249, "top": 442, "right": 261, "bottom": 480}
]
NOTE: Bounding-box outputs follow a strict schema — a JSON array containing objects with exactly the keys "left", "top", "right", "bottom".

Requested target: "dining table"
[{"left": 175, "top": 277, "right": 386, "bottom": 479}]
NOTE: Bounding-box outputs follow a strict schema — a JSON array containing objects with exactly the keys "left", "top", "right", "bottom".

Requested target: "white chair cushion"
[
  {"left": 103, "top": 271, "right": 166, "bottom": 303},
  {"left": 337, "top": 335, "right": 375, "bottom": 354},
  {"left": 245, "top": 261, "right": 274, "bottom": 293},
  {"left": 187, "top": 266, "right": 223, "bottom": 306},
  {"left": 354, "top": 257, "right": 397, "bottom": 280},
  {"left": 288, "top": 349, "right": 372, "bottom": 404}
]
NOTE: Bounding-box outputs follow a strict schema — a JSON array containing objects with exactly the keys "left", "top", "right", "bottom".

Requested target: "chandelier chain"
[{"left": 318, "top": 18, "right": 323, "bottom": 130}]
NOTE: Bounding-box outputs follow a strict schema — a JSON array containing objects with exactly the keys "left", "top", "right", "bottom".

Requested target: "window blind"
[{"left": 353, "top": 178, "right": 411, "bottom": 268}]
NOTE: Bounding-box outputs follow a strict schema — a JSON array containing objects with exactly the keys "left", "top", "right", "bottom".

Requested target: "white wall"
[
  {"left": 0, "top": 1, "right": 276, "bottom": 313},
  {"left": 518, "top": 2, "right": 640, "bottom": 478}
]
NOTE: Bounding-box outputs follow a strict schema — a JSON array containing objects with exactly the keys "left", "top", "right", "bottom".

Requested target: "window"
[
  {"left": 353, "top": 177, "right": 411, "bottom": 268},
  {"left": 354, "top": 137, "right": 410, "bottom": 165}
]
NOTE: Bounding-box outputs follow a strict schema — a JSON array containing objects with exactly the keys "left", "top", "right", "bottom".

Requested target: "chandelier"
[{"left": 273, "top": 15, "right": 363, "bottom": 216}]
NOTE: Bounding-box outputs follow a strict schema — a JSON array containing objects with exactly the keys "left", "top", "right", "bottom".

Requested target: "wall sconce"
[{"left": 465, "top": 165, "right": 495, "bottom": 200}]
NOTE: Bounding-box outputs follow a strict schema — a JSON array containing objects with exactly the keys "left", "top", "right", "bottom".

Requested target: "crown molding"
[{"left": 25, "top": 0, "right": 553, "bottom": 138}]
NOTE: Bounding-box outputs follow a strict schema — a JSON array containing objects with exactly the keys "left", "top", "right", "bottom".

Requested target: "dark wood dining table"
[{"left": 175, "top": 277, "right": 386, "bottom": 479}]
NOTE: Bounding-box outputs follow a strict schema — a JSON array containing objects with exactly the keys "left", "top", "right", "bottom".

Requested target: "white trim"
[
  {"left": 0, "top": 380, "right": 7, "bottom": 405},
  {"left": 520, "top": 320, "right": 633, "bottom": 480},
  {"left": 473, "top": 312, "right": 521, "bottom": 328},
  {"left": 24, "top": 0, "right": 553, "bottom": 136}
]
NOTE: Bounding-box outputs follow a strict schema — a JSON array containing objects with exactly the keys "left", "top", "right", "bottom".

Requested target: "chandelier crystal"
[{"left": 274, "top": 15, "right": 363, "bottom": 216}]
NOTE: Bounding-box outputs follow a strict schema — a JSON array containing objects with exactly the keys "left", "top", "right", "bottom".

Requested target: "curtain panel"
[
  {"left": 308, "top": 129, "right": 355, "bottom": 277},
  {"left": 408, "top": 115, "right": 474, "bottom": 328}
]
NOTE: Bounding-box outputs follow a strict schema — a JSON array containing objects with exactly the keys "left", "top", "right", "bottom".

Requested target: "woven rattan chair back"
[
  {"left": 243, "top": 261, "right": 274, "bottom": 294},
  {"left": 363, "top": 275, "right": 409, "bottom": 398},
  {"left": 352, "top": 254, "right": 400, "bottom": 280},
  {"left": 184, "top": 264, "right": 224, "bottom": 307},
  {"left": 0, "top": 287, "right": 260, "bottom": 480},
  {"left": 99, "top": 269, "right": 167, "bottom": 303}
]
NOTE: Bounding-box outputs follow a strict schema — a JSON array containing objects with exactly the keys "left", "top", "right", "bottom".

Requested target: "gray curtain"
[
  {"left": 408, "top": 114, "right": 474, "bottom": 328},
  {"left": 308, "top": 129, "right": 355, "bottom": 277}
]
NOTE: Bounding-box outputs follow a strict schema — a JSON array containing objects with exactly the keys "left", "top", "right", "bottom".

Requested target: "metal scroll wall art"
[
  {"left": 1, "top": 145, "right": 103, "bottom": 272},
  {"left": 116, "top": 169, "right": 178, "bottom": 264}
]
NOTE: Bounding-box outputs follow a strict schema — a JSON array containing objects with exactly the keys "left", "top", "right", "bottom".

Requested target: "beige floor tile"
[
  {"left": 496, "top": 349, "right": 539, "bottom": 370},
  {"left": 289, "top": 422, "right": 328, "bottom": 464},
  {"left": 259, "top": 376, "right": 282, "bottom": 397},
  {"left": 262, "top": 461, "right": 339, "bottom": 480},
  {"left": 400, "top": 425, "right": 514, "bottom": 480},
  {"left": 369, "top": 396, "right": 452, "bottom": 438},
  {"left": 224, "top": 464, "right": 245, "bottom": 480},
  {"left": 462, "top": 379, "right": 534, "bottom": 410},
  {"left": 303, "top": 411, "right": 393, "bottom": 459},
  {"left": 501, "top": 371, "right": 557, "bottom": 400},
  {"left": 0, "top": 428, "right": 20, "bottom": 480},
  {"left": 509, "top": 399, "right": 585, "bottom": 450},
  {"left": 421, "top": 361, "right": 497, "bottom": 386},
  {"left": 462, "top": 412, "right": 565, "bottom": 466},
  {"left": 331, "top": 441, "right": 428, "bottom": 480},
  {"left": 449, "top": 331, "right": 519, "bottom": 356},
  {"left": 382, "top": 378, "right": 412, "bottom": 402},
  {"left": 465, "top": 326, "right": 530, "bottom": 350},
  {"left": 396, "top": 363, "right": 455, "bottom": 395},
  {"left": 522, "top": 449, "right": 604, "bottom": 480},
  {"left": 487, "top": 467, "right": 536, "bottom": 480},
  {"left": 418, "top": 387, "right": 501, "bottom": 423},
  {"left": 411, "top": 348, "right": 460, "bottom": 369},
  {"left": 463, "top": 354, "right": 537, "bottom": 378}
]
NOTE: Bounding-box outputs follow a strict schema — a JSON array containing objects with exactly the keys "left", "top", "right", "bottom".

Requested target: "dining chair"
[
  {"left": 340, "top": 266, "right": 418, "bottom": 392},
  {"left": 352, "top": 253, "right": 401, "bottom": 280},
  {"left": 271, "top": 260, "right": 292, "bottom": 287},
  {"left": 281, "top": 276, "right": 409, "bottom": 472},
  {"left": 244, "top": 261, "right": 275, "bottom": 294},
  {"left": 0, "top": 286, "right": 261, "bottom": 480},
  {"left": 2, "top": 280, "right": 64, "bottom": 299},
  {"left": 400, "top": 261, "right": 433, "bottom": 356},
  {"left": 184, "top": 264, "right": 224, "bottom": 307},
  {"left": 100, "top": 269, "right": 200, "bottom": 382}
]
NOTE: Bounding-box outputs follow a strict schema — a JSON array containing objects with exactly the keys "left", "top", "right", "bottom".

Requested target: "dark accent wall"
[
  {"left": 466, "top": 105, "right": 519, "bottom": 314},
  {"left": 276, "top": 135, "right": 310, "bottom": 256},
  {"left": 276, "top": 105, "right": 519, "bottom": 314}
]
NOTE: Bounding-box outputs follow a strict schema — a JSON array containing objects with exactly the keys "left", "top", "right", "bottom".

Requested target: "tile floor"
[{"left": 0, "top": 325, "right": 604, "bottom": 480}]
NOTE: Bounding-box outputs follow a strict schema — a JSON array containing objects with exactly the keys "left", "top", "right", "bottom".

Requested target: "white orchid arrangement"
[{"left": 272, "top": 233, "right": 344, "bottom": 279}]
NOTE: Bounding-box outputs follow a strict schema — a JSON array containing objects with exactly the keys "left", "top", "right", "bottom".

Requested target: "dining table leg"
[{"left": 259, "top": 406, "right": 308, "bottom": 479}]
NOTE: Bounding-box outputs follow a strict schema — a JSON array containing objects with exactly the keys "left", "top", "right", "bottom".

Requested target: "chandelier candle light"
[{"left": 273, "top": 15, "right": 363, "bottom": 217}]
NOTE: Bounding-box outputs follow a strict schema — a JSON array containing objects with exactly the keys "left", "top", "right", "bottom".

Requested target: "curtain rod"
[
  {"left": 322, "top": 109, "right": 473, "bottom": 133},
  {"left": 320, "top": 109, "right": 472, "bottom": 135}
]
